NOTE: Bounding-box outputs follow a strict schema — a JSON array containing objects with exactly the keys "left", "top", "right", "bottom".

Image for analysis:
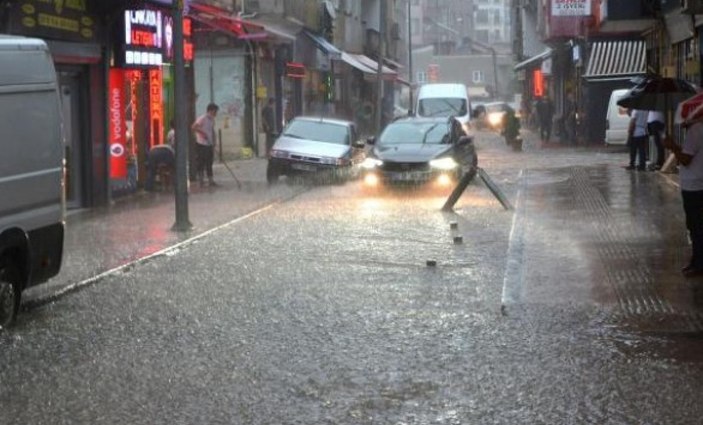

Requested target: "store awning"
[
  {"left": 339, "top": 52, "right": 397, "bottom": 81},
  {"left": 583, "top": 41, "right": 646, "bottom": 82},
  {"left": 188, "top": 2, "right": 265, "bottom": 39},
  {"left": 243, "top": 17, "right": 300, "bottom": 43},
  {"left": 303, "top": 30, "right": 342, "bottom": 60},
  {"left": 341, "top": 52, "right": 376, "bottom": 73},
  {"left": 513, "top": 48, "right": 552, "bottom": 71}
]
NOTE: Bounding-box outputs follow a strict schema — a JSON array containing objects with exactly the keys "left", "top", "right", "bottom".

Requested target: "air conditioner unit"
[{"left": 681, "top": 0, "right": 703, "bottom": 14}]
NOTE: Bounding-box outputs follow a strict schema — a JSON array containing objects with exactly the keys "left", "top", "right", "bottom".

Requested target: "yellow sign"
[{"left": 256, "top": 85, "right": 268, "bottom": 99}]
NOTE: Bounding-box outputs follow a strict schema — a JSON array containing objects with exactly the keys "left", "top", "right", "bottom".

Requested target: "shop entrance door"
[{"left": 59, "top": 70, "right": 85, "bottom": 209}]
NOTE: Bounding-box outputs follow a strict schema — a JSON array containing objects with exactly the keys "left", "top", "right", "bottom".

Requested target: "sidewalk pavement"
[{"left": 23, "top": 157, "right": 305, "bottom": 305}]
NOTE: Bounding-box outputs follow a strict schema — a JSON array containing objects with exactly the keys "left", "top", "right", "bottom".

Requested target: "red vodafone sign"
[{"left": 108, "top": 69, "right": 127, "bottom": 179}]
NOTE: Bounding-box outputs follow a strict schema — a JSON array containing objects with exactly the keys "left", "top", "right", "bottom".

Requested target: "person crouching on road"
[
  {"left": 191, "top": 102, "right": 219, "bottom": 187},
  {"left": 145, "top": 120, "right": 176, "bottom": 192},
  {"left": 664, "top": 120, "right": 703, "bottom": 277}
]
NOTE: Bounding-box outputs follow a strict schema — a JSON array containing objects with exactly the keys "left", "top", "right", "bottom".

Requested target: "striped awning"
[{"left": 584, "top": 41, "right": 647, "bottom": 82}]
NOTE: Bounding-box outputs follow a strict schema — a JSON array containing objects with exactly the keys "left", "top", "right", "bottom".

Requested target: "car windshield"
[
  {"left": 378, "top": 122, "right": 450, "bottom": 145},
  {"left": 486, "top": 103, "right": 508, "bottom": 113},
  {"left": 418, "top": 98, "right": 467, "bottom": 117},
  {"left": 282, "top": 120, "right": 349, "bottom": 145}
]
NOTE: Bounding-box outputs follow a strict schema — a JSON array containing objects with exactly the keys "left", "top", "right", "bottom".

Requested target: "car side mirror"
[{"left": 366, "top": 136, "right": 376, "bottom": 145}]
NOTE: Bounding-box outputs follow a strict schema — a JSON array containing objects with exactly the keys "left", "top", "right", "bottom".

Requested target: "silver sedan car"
[{"left": 266, "top": 117, "right": 366, "bottom": 184}]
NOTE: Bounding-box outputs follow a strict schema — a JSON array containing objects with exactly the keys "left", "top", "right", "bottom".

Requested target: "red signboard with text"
[
  {"left": 108, "top": 69, "right": 127, "bottom": 179},
  {"left": 533, "top": 69, "right": 545, "bottom": 98},
  {"left": 149, "top": 69, "right": 163, "bottom": 148}
]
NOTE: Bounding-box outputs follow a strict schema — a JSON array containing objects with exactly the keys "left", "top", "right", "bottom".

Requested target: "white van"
[
  {"left": 605, "top": 88, "right": 631, "bottom": 145},
  {"left": 415, "top": 83, "right": 472, "bottom": 133},
  {"left": 0, "top": 36, "right": 65, "bottom": 328}
]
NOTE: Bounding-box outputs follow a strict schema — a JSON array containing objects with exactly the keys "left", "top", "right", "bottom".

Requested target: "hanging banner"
[
  {"left": 149, "top": 69, "right": 163, "bottom": 148},
  {"left": 552, "top": 0, "right": 591, "bottom": 17},
  {"left": 108, "top": 69, "right": 127, "bottom": 179}
]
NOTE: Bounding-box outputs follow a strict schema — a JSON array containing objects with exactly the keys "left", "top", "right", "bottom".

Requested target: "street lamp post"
[{"left": 172, "top": 0, "right": 192, "bottom": 231}]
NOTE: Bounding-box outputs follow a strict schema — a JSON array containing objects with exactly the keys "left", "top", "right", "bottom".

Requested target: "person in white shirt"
[
  {"left": 626, "top": 109, "right": 648, "bottom": 170},
  {"left": 191, "top": 103, "right": 219, "bottom": 187},
  {"left": 647, "top": 110, "right": 665, "bottom": 170},
  {"left": 664, "top": 120, "right": 703, "bottom": 276}
]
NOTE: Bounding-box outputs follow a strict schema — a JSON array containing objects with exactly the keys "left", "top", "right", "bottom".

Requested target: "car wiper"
[
  {"left": 421, "top": 123, "right": 440, "bottom": 144},
  {"left": 284, "top": 133, "right": 305, "bottom": 139}
]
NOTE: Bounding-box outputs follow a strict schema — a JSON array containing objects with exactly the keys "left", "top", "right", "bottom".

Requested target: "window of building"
[
  {"left": 417, "top": 71, "right": 427, "bottom": 84},
  {"left": 412, "top": 18, "right": 420, "bottom": 35},
  {"left": 472, "top": 70, "right": 484, "bottom": 83},
  {"left": 476, "top": 10, "right": 489, "bottom": 24}
]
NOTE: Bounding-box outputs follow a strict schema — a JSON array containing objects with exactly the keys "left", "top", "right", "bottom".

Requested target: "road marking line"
[{"left": 501, "top": 169, "right": 526, "bottom": 314}]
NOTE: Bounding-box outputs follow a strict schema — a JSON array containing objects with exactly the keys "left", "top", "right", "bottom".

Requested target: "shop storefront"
[{"left": 108, "top": 6, "right": 194, "bottom": 196}]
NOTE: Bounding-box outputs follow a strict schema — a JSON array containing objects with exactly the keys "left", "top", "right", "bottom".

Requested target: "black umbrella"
[
  {"left": 617, "top": 75, "right": 698, "bottom": 137},
  {"left": 616, "top": 75, "right": 697, "bottom": 112}
]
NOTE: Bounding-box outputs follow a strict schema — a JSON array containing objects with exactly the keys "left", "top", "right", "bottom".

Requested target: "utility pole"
[
  {"left": 172, "top": 0, "right": 192, "bottom": 231},
  {"left": 407, "top": 0, "right": 414, "bottom": 111},
  {"left": 375, "top": 0, "right": 386, "bottom": 133}
]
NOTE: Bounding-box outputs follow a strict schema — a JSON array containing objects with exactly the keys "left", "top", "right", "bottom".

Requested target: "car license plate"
[
  {"left": 291, "top": 163, "right": 317, "bottom": 172},
  {"left": 389, "top": 171, "right": 425, "bottom": 181}
]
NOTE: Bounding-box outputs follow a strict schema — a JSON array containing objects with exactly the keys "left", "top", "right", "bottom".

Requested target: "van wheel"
[{"left": 0, "top": 261, "right": 20, "bottom": 329}]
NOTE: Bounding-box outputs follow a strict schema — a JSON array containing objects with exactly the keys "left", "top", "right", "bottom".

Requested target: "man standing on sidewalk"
[
  {"left": 261, "top": 98, "right": 276, "bottom": 156},
  {"left": 664, "top": 121, "right": 703, "bottom": 277},
  {"left": 191, "top": 103, "right": 219, "bottom": 187},
  {"left": 626, "top": 109, "right": 648, "bottom": 171},
  {"left": 647, "top": 110, "right": 666, "bottom": 170}
]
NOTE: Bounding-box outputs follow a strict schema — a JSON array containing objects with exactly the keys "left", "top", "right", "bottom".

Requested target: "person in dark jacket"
[{"left": 261, "top": 97, "right": 276, "bottom": 156}]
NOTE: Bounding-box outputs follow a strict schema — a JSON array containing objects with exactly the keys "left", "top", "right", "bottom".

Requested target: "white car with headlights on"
[
  {"left": 267, "top": 117, "right": 366, "bottom": 184},
  {"left": 360, "top": 117, "right": 477, "bottom": 190}
]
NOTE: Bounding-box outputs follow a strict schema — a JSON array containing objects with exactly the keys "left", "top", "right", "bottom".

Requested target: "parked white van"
[
  {"left": 605, "top": 88, "right": 631, "bottom": 145},
  {"left": 415, "top": 83, "right": 472, "bottom": 133},
  {"left": 0, "top": 36, "right": 65, "bottom": 328}
]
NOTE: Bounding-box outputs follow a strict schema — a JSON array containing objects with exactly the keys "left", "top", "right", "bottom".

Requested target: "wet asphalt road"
[{"left": 2, "top": 131, "right": 703, "bottom": 424}]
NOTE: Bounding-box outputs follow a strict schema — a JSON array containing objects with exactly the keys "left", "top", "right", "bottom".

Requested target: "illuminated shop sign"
[
  {"left": 149, "top": 69, "right": 164, "bottom": 148},
  {"left": 109, "top": 69, "right": 127, "bottom": 179},
  {"left": 116, "top": 8, "right": 194, "bottom": 68},
  {"left": 7, "top": 0, "right": 98, "bottom": 42},
  {"left": 285, "top": 62, "right": 306, "bottom": 79}
]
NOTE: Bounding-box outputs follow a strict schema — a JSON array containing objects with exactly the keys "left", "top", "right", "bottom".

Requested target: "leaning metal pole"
[
  {"left": 172, "top": 0, "right": 192, "bottom": 231},
  {"left": 407, "top": 0, "right": 414, "bottom": 110}
]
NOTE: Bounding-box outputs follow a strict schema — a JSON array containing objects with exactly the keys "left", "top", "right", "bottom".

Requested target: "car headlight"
[
  {"left": 270, "top": 149, "right": 287, "bottom": 158},
  {"left": 488, "top": 112, "right": 503, "bottom": 126},
  {"left": 429, "top": 157, "right": 458, "bottom": 170},
  {"left": 361, "top": 158, "right": 383, "bottom": 169}
]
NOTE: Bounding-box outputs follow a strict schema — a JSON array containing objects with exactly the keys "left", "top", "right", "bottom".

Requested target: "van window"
[{"left": 418, "top": 98, "right": 467, "bottom": 117}]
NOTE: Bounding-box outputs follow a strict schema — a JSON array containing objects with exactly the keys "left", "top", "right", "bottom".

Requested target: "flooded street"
[{"left": 2, "top": 131, "right": 703, "bottom": 424}]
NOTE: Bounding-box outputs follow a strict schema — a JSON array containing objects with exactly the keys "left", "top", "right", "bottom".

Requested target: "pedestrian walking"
[
  {"left": 145, "top": 120, "right": 176, "bottom": 192},
  {"left": 535, "top": 96, "right": 554, "bottom": 144},
  {"left": 626, "top": 109, "right": 648, "bottom": 171},
  {"left": 261, "top": 97, "right": 276, "bottom": 156},
  {"left": 191, "top": 102, "right": 219, "bottom": 187},
  {"left": 647, "top": 110, "right": 666, "bottom": 170},
  {"left": 663, "top": 121, "right": 703, "bottom": 277}
]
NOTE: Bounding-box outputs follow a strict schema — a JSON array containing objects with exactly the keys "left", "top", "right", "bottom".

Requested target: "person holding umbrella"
[
  {"left": 626, "top": 109, "right": 649, "bottom": 171},
  {"left": 663, "top": 119, "right": 703, "bottom": 277}
]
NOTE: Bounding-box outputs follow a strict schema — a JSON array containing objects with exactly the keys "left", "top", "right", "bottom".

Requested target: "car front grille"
[
  {"left": 290, "top": 154, "right": 322, "bottom": 163},
  {"left": 381, "top": 161, "right": 430, "bottom": 172}
]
